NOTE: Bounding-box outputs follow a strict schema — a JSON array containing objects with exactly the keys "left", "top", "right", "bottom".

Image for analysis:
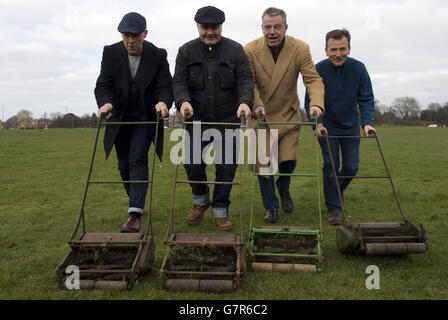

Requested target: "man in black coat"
[
  {"left": 94, "top": 12, "right": 173, "bottom": 232},
  {"left": 172, "top": 6, "right": 253, "bottom": 231}
]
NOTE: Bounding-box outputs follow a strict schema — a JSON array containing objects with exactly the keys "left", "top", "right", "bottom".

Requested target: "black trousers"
[{"left": 114, "top": 124, "right": 151, "bottom": 215}]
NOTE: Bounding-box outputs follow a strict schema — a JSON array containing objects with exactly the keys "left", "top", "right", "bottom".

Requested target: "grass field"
[{"left": 0, "top": 125, "right": 447, "bottom": 300}]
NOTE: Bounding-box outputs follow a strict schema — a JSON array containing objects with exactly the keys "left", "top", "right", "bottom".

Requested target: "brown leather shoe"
[
  {"left": 186, "top": 202, "right": 211, "bottom": 225},
  {"left": 120, "top": 215, "right": 140, "bottom": 233},
  {"left": 214, "top": 218, "right": 232, "bottom": 231},
  {"left": 327, "top": 211, "right": 342, "bottom": 226}
]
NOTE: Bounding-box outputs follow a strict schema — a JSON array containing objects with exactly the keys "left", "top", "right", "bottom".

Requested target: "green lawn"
[{"left": 0, "top": 126, "right": 447, "bottom": 300}]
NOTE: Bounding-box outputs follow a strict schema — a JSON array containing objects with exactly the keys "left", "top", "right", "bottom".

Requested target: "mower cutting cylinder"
[
  {"left": 336, "top": 221, "right": 428, "bottom": 255},
  {"left": 365, "top": 243, "right": 428, "bottom": 255},
  {"left": 164, "top": 279, "right": 234, "bottom": 292},
  {"left": 252, "top": 262, "right": 316, "bottom": 272},
  {"left": 79, "top": 280, "right": 129, "bottom": 290}
]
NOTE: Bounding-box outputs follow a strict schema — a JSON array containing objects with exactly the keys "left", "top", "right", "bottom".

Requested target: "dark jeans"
[
  {"left": 114, "top": 124, "right": 151, "bottom": 215},
  {"left": 258, "top": 160, "right": 297, "bottom": 210},
  {"left": 184, "top": 126, "right": 239, "bottom": 218},
  {"left": 319, "top": 136, "right": 360, "bottom": 213}
]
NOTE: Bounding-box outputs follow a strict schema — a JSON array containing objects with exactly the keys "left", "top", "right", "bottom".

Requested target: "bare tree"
[
  {"left": 4, "top": 115, "right": 18, "bottom": 129},
  {"left": 439, "top": 103, "right": 448, "bottom": 125},
  {"left": 16, "top": 109, "right": 33, "bottom": 128},
  {"left": 35, "top": 112, "right": 51, "bottom": 128},
  {"left": 382, "top": 107, "right": 399, "bottom": 125},
  {"left": 89, "top": 112, "right": 98, "bottom": 128},
  {"left": 374, "top": 99, "right": 388, "bottom": 124},
  {"left": 428, "top": 102, "right": 442, "bottom": 111},
  {"left": 390, "top": 96, "right": 421, "bottom": 121},
  {"left": 374, "top": 99, "right": 387, "bottom": 114},
  {"left": 50, "top": 112, "right": 63, "bottom": 121},
  {"left": 80, "top": 113, "right": 98, "bottom": 128}
]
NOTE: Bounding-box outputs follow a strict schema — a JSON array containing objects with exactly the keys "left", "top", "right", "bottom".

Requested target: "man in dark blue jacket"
[
  {"left": 305, "top": 29, "right": 375, "bottom": 225},
  {"left": 95, "top": 12, "right": 173, "bottom": 232}
]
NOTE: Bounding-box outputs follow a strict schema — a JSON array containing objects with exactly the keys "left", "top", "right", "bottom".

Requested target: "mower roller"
[
  {"left": 247, "top": 117, "right": 324, "bottom": 273},
  {"left": 55, "top": 113, "right": 161, "bottom": 290},
  {"left": 322, "top": 131, "right": 429, "bottom": 255},
  {"left": 160, "top": 119, "right": 247, "bottom": 292}
]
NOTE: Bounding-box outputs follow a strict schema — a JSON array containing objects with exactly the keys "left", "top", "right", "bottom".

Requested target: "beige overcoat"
[{"left": 244, "top": 35, "right": 324, "bottom": 169}]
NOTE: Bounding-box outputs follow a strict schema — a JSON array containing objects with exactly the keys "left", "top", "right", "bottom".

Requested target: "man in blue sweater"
[{"left": 305, "top": 29, "right": 375, "bottom": 225}]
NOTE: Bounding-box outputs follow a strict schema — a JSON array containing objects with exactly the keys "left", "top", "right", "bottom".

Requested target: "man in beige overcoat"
[{"left": 244, "top": 7, "right": 325, "bottom": 223}]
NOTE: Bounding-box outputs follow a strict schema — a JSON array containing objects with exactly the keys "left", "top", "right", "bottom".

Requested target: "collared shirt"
[{"left": 269, "top": 37, "right": 285, "bottom": 63}]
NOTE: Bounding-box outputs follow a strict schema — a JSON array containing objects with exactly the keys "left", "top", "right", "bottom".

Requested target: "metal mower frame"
[
  {"left": 160, "top": 119, "right": 247, "bottom": 292},
  {"left": 322, "top": 131, "right": 429, "bottom": 255},
  {"left": 247, "top": 117, "right": 324, "bottom": 272},
  {"left": 55, "top": 113, "right": 162, "bottom": 290}
]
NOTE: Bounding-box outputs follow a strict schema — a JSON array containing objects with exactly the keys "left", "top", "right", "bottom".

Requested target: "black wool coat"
[{"left": 94, "top": 40, "right": 173, "bottom": 160}]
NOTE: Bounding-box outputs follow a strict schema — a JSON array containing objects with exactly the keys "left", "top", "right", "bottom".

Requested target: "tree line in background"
[
  {"left": 373, "top": 97, "right": 448, "bottom": 126},
  {"left": 297, "top": 96, "right": 448, "bottom": 127},
  {"left": 1, "top": 111, "right": 98, "bottom": 129},
  {"left": 1, "top": 96, "right": 448, "bottom": 129}
]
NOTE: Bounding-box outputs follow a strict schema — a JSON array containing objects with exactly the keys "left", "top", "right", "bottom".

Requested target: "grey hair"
[{"left": 262, "top": 7, "right": 287, "bottom": 24}]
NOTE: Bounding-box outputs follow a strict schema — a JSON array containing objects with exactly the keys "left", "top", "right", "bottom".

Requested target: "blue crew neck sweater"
[{"left": 305, "top": 57, "right": 375, "bottom": 135}]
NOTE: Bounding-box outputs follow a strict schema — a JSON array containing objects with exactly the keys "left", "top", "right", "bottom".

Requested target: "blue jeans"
[
  {"left": 258, "top": 160, "right": 297, "bottom": 210},
  {"left": 184, "top": 126, "right": 239, "bottom": 218},
  {"left": 114, "top": 124, "right": 151, "bottom": 215},
  {"left": 319, "top": 136, "right": 360, "bottom": 213}
]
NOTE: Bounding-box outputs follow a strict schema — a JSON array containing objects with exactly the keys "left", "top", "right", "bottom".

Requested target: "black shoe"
[
  {"left": 279, "top": 190, "right": 293, "bottom": 213},
  {"left": 264, "top": 209, "right": 278, "bottom": 223}
]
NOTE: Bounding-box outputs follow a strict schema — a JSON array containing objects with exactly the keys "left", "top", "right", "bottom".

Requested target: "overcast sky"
[{"left": 1, "top": 0, "right": 447, "bottom": 120}]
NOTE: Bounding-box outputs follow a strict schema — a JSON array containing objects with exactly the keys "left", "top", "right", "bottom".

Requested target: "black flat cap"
[
  {"left": 194, "top": 6, "right": 225, "bottom": 25},
  {"left": 118, "top": 12, "right": 146, "bottom": 34}
]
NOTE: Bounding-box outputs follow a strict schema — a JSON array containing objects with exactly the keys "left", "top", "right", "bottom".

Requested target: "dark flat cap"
[
  {"left": 194, "top": 6, "right": 225, "bottom": 25},
  {"left": 118, "top": 12, "right": 146, "bottom": 34}
]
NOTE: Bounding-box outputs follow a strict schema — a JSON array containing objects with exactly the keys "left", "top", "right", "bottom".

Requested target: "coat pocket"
[
  {"left": 188, "top": 63, "right": 204, "bottom": 90},
  {"left": 218, "top": 62, "right": 236, "bottom": 90}
]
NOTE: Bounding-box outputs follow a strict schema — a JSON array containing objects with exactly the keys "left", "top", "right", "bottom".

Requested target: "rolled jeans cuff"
[
  {"left": 192, "top": 193, "right": 210, "bottom": 206},
  {"left": 128, "top": 207, "right": 144, "bottom": 215},
  {"left": 212, "top": 207, "right": 228, "bottom": 219}
]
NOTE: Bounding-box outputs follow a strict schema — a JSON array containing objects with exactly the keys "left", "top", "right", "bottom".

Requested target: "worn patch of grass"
[{"left": 0, "top": 126, "right": 447, "bottom": 300}]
